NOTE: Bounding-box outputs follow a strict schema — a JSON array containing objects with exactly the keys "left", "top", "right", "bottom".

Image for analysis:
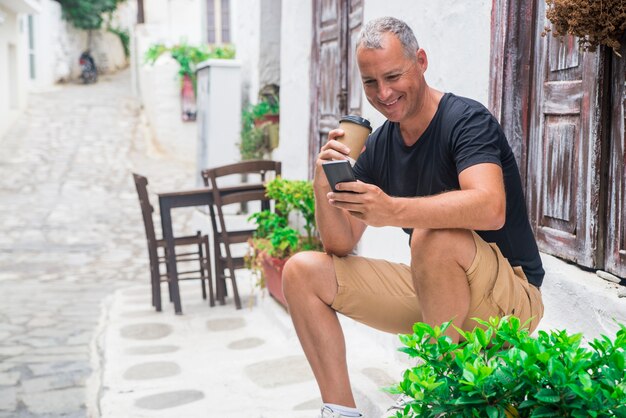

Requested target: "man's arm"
[
  {"left": 329, "top": 162, "right": 506, "bottom": 231},
  {"left": 314, "top": 129, "right": 368, "bottom": 256}
]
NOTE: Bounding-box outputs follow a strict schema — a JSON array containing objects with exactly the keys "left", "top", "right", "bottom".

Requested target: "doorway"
[{"left": 309, "top": 0, "right": 364, "bottom": 178}]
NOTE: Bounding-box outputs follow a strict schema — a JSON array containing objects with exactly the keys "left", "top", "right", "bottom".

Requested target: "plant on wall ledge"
[
  {"left": 543, "top": 0, "right": 626, "bottom": 56},
  {"left": 144, "top": 42, "right": 236, "bottom": 87},
  {"left": 144, "top": 42, "right": 235, "bottom": 121},
  {"left": 239, "top": 92, "right": 280, "bottom": 160}
]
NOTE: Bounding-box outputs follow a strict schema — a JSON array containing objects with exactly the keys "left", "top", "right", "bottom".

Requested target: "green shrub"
[{"left": 388, "top": 316, "right": 626, "bottom": 417}]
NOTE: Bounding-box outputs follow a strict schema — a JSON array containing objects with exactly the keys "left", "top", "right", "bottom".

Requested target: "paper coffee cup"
[{"left": 338, "top": 115, "right": 372, "bottom": 164}]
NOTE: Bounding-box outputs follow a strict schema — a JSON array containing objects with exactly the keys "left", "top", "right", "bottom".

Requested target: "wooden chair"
[
  {"left": 132, "top": 173, "right": 213, "bottom": 310},
  {"left": 201, "top": 160, "right": 281, "bottom": 309}
]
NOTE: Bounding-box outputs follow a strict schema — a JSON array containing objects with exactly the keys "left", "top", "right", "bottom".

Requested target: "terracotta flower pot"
[
  {"left": 253, "top": 114, "right": 279, "bottom": 127},
  {"left": 259, "top": 252, "right": 288, "bottom": 308}
]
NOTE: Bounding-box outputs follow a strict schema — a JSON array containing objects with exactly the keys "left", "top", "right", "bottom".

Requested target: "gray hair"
[{"left": 357, "top": 17, "right": 419, "bottom": 60}]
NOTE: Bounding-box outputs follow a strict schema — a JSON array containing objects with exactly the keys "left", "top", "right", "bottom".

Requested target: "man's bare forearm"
[{"left": 314, "top": 173, "right": 365, "bottom": 256}]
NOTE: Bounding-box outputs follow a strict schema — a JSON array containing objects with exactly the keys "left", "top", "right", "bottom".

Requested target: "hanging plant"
[{"left": 543, "top": 0, "right": 626, "bottom": 56}]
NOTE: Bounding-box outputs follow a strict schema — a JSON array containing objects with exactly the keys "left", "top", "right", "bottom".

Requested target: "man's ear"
[{"left": 416, "top": 48, "right": 428, "bottom": 72}]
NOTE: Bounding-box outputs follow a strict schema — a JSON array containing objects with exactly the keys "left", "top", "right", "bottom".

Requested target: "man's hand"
[
  {"left": 314, "top": 129, "right": 351, "bottom": 189},
  {"left": 327, "top": 181, "right": 396, "bottom": 227}
]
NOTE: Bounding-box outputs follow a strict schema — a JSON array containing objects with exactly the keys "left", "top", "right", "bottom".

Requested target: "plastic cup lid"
[{"left": 340, "top": 115, "right": 372, "bottom": 131}]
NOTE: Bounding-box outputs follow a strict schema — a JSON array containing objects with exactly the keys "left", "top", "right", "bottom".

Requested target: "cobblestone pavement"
[{"left": 0, "top": 70, "right": 196, "bottom": 418}]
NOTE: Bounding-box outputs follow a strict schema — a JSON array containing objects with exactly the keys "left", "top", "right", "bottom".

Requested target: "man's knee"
[
  {"left": 282, "top": 251, "right": 336, "bottom": 304},
  {"left": 410, "top": 229, "right": 476, "bottom": 272}
]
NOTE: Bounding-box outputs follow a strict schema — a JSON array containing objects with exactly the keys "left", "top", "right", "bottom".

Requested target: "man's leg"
[
  {"left": 410, "top": 228, "right": 476, "bottom": 342},
  {"left": 282, "top": 251, "right": 356, "bottom": 407}
]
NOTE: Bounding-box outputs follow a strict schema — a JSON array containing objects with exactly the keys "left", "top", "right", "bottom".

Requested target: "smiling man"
[{"left": 281, "top": 16, "right": 545, "bottom": 418}]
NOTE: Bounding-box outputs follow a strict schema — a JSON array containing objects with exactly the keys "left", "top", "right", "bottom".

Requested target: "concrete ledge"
[{"left": 538, "top": 253, "right": 625, "bottom": 341}]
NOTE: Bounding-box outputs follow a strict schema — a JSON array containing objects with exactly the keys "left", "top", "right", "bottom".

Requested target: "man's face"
[{"left": 356, "top": 33, "right": 427, "bottom": 124}]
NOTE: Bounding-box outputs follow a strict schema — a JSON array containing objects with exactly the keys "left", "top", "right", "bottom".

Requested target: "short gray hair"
[{"left": 357, "top": 17, "right": 419, "bottom": 60}]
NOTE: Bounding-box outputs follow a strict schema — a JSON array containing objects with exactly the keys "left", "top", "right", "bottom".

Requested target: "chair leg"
[
  {"left": 203, "top": 236, "right": 215, "bottom": 307},
  {"left": 226, "top": 260, "right": 242, "bottom": 310},
  {"left": 163, "top": 248, "right": 174, "bottom": 303},
  {"left": 197, "top": 236, "right": 207, "bottom": 300},
  {"left": 214, "top": 239, "right": 227, "bottom": 305}
]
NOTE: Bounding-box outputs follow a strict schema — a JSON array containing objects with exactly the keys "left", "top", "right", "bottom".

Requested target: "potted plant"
[
  {"left": 239, "top": 94, "right": 280, "bottom": 160},
  {"left": 144, "top": 42, "right": 236, "bottom": 120},
  {"left": 246, "top": 177, "right": 323, "bottom": 306},
  {"left": 387, "top": 316, "right": 626, "bottom": 417},
  {"left": 543, "top": 0, "right": 626, "bottom": 56}
]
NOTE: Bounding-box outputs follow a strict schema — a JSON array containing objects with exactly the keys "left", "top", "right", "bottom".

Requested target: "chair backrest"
[
  {"left": 132, "top": 173, "right": 158, "bottom": 248},
  {"left": 200, "top": 160, "right": 281, "bottom": 263},
  {"left": 200, "top": 159, "right": 282, "bottom": 189}
]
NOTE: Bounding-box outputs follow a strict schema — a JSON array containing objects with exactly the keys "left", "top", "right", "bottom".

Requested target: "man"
[{"left": 282, "top": 16, "right": 544, "bottom": 418}]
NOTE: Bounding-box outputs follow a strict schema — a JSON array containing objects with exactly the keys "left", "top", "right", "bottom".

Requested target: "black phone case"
[{"left": 322, "top": 160, "right": 356, "bottom": 192}]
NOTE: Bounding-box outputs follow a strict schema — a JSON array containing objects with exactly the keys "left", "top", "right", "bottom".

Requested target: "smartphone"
[{"left": 322, "top": 160, "right": 356, "bottom": 192}]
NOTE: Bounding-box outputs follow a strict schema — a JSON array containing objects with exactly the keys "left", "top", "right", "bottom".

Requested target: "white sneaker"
[
  {"left": 319, "top": 406, "right": 363, "bottom": 418},
  {"left": 385, "top": 393, "right": 413, "bottom": 414}
]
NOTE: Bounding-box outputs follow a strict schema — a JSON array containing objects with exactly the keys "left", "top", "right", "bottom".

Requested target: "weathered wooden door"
[
  {"left": 526, "top": 0, "right": 606, "bottom": 267},
  {"left": 309, "top": 0, "right": 364, "bottom": 177},
  {"left": 605, "top": 42, "right": 626, "bottom": 278}
]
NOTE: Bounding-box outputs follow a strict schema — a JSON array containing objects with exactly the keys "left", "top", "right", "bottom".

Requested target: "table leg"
[{"left": 159, "top": 203, "right": 183, "bottom": 315}]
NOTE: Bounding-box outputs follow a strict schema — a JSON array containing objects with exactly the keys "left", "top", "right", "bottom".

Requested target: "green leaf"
[
  {"left": 529, "top": 405, "right": 560, "bottom": 417},
  {"left": 534, "top": 388, "right": 561, "bottom": 403},
  {"left": 486, "top": 405, "right": 500, "bottom": 418}
]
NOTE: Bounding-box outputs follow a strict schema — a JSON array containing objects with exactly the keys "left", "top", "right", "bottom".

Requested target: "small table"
[{"left": 158, "top": 184, "right": 264, "bottom": 314}]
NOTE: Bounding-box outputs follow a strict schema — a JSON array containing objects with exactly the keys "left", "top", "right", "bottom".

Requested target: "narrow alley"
[{"left": 0, "top": 70, "right": 194, "bottom": 417}]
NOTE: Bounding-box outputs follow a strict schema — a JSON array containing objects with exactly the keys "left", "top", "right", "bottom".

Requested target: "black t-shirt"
[{"left": 353, "top": 93, "right": 545, "bottom": 287}]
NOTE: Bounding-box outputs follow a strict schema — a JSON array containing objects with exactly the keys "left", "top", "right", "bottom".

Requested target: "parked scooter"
[{"left": 79, "top": 51, "right": 97, "bottom": 84}]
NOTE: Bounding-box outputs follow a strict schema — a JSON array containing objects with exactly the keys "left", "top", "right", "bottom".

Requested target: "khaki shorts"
[{"left": 331, "top": 231, "right": 544, "bottom": 335}]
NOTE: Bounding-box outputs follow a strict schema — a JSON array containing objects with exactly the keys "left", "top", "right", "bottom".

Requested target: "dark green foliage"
[
  {"left": 54, "top": 0, "right": 123, "bottom": 30},
  {"left": 388, "top": 316, "right": 626, "bottom": 417}
]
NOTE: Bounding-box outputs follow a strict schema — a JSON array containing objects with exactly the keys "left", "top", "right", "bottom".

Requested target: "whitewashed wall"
[
  {"left": 258, "top": 0, "right": 280, "bottom": 89},
  {"left": 232, "top": 0, "right": 260, "bottom": 105},
  {"left": 0, "top": 7, "right": 28, "bottom": 138},
  {"left": 143, "top": 0, "right": 203, "bottom": 44},
  {"left": 274, "top": 0, "right": 312, "bottom": 180},
  {"left": 29, "top": 0, "right": 61, "bottom": 90}
]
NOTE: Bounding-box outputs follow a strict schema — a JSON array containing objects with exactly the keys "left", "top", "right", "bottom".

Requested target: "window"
[{"left": 206, "top": 0, "right": 230, "bottom": 44}]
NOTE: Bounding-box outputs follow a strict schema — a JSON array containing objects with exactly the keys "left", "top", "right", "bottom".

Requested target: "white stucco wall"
[
  {"left": 232, "top": 0, "right": 261, "bottom": 105},
  {"left": 142, "top": 0, "right": 202, "bottom": 44},
  {"left": 0, "top": 7, "right": 28, "bottom": 139},
  {"left": 29, "top": 0, "right": 62, "bottom": 90},
  {"left": 273, "top": 0, "right": 312, "bottom": 180},
  {"left": 258, "top": 0, "right": 280, "bottom": 88}
]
